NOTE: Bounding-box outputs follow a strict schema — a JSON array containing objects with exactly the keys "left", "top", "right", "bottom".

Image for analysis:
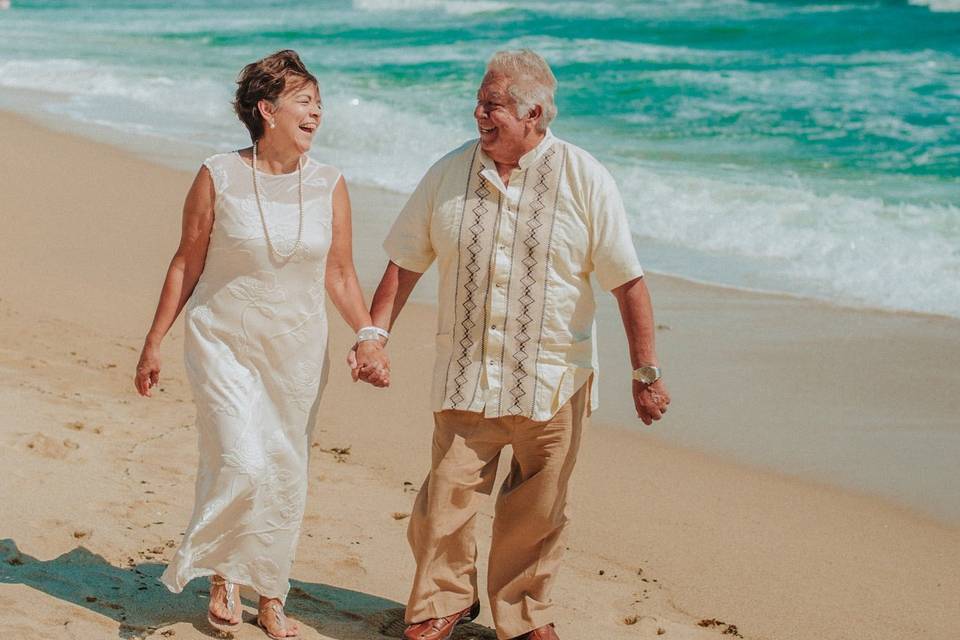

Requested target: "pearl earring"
[{"left": 269, "top": 120, "right": 276, "bottom": 129}]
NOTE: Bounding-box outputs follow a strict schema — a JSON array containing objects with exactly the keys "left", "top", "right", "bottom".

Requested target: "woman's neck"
[{"left": 254, "top": 136, "right": 302, "bottom": 175}]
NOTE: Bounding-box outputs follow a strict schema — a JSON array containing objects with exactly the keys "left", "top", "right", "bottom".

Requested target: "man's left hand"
[{"left": 633, "top": 379, "right": 670, "bottom": 425}]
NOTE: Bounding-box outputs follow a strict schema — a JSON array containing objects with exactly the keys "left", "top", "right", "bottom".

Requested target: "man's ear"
[{"left": 525, "top": 104, "right": 543, "bottom": 128}]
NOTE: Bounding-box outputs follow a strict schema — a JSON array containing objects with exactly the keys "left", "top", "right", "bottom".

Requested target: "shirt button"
[
  {"left": 491, "top": 324, "right": 497, "bottom": 330},
  {"left": 488, "top": 359, "right": 496, "bottom": 366}
]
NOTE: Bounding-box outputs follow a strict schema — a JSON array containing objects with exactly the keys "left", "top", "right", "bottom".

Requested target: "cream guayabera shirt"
[{"left": 384, "top": 131, "right": 643, "bottom": 421}]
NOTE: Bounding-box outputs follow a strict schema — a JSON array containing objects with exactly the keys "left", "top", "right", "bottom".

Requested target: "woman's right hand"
[
  {"left": 133, "top": 165, "right": 213, "bottom": 399},
  {"left": 135, "top": 342, "right": 161, "bottom": 397}
]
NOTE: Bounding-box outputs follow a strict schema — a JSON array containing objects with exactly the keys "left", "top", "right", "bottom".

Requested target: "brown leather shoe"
[
  {"left": 513, "top": 624, "right": 559, "bottom": 640},
  {"left": 404, "top": 601, "right": 481, "bottom": 640}
]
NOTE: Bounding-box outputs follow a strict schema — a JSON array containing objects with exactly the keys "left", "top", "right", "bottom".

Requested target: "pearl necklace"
[{"left": 251, "top": 142, "right": 304, "bottom": 260}]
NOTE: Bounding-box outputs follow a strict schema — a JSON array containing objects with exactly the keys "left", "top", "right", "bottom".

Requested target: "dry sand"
[{"left": 2, "top": 111, "right": 959, "bottom": 640}]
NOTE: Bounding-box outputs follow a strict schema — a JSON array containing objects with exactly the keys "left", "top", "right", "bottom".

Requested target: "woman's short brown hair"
[{"left": 233, "top": 49, "right": 318, "bottom": 142}]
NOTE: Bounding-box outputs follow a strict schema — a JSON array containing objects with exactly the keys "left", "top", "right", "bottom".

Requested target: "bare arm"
[
  {"left": 325, "top": 176, "right": 375, "bottom": 331},
  {"left": 369, "top": 260, "right": 424, "bottom": 331},
  {"left": 611, "top": 276, "right": 671, "bottom": 425},
  {"left": 612, "top": 276, "right": 658, "bottom": 368},
  {"left": 325, "top": 176, "right": 390, "bottom": 386},
  {"left": 347, "top": 261, "right": 423, "bottom": 384},
  {"left": 134, "top": 167, "right": 215, "bottom": 397}
]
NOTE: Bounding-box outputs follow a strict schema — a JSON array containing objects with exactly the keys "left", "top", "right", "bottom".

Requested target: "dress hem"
[{"left": 160, "top": 566, "right": 289, "bottom": 604}]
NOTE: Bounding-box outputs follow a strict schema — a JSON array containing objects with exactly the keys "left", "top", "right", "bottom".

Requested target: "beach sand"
[{"left": 1, "top": 110, "right": 958, "bottom": 640}]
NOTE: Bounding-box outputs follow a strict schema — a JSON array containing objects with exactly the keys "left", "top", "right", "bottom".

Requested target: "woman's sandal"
[
  {"left": 257, "top": 601, "right": 300, "bottom": 639},
  {"left": 206, "top": 575, "right": 242, "bottom": 632}
]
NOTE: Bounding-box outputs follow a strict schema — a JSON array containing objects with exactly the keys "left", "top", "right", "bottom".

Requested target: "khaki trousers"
[{"left": 405, "top": 384, "right": 588, "bottom": 640}]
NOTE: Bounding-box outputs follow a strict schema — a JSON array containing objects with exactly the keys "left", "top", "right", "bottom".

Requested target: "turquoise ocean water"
[{"left": 1, "top": 0, "right": 959, "bottom": 317}]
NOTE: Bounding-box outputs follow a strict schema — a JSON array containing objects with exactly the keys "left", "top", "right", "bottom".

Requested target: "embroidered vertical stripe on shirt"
[
  {"left": 501, "top": 144, "right": 566, "bottom": 417},
  {"left": 528, "top": 147, "right": 567, "bottom": 416},
  {"left": 445, "top": 145, "right": 501, "bottom": 408},
  {"left": 442, "top": 142, "right": 568, "bottom": 417}
]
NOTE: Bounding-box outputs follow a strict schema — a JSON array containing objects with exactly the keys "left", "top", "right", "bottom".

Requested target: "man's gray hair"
[{"left": 486, "top": 49, "right": 558, "bottom": 133}]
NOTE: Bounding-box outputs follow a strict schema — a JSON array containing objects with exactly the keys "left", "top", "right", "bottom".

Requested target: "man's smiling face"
[{"left": 474, "top": 71, "right": 534, "bottom": 163}]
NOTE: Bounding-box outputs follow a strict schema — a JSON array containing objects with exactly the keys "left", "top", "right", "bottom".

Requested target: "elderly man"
[{"left": 362, "top": 49, "right": 670, "bottom": 640}]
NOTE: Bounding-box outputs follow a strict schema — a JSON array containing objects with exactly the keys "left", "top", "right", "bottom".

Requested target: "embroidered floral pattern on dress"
[
  {"left": 189, "top": 303, "right": 215, "bottom": 326},
  {"left": 228, "top": 272, "right": 286, "bottom": 314},
  {"left": 222, "top": 430, "right": 269, "bottom": 481},
  {"left": 203, "top": 155, "right": 230, "bottom": 195},
  {"left": 283, "top": 359, "right": 326, "bottom": 413}
]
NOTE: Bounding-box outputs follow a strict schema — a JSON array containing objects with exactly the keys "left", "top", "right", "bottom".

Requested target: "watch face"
[{"left": 637, "top": 366, "right": 660, "bottom": 384}]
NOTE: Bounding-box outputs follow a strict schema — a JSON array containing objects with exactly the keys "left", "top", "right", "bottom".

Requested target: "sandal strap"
[
  {"left": 269, "top": 602, "right": 284, "bottom": 626},
  {"left": 225, "top": 582, "right": 236, "bottom": 614},
  {"left": 209, "top": 576, "right": 237, "bottom": 614},
  {"left": 259, "top": 601, "right": 288, "bottom": 632}
]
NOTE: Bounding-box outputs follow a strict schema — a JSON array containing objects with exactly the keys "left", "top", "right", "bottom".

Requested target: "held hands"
[
  {"left": 633, "top": 378, "right": 670, "bottom": 425},
  {"left": 134, "top": 342, "right": 161, "bottom": 397},
  {"left": 346, "top": 339, "right": 390, "bottom": 388}
]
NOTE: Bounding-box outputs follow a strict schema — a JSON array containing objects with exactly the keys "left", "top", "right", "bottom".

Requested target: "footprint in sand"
[
  {"left": 23, "top": 433, "right": 79, "bottom": 459},
  {"left": 334, "top": 555, "right": 367, "bottom": 575}
]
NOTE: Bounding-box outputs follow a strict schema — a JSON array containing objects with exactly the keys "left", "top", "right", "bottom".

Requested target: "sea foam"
[
  {"left": 616, "top": 162, "right": 960, "bottom": 317},
  {"left": 909, "top": 0, "right": 960, "bottom": 12}
]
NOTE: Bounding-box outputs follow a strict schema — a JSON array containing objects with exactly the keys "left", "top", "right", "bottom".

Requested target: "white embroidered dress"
[{"left": 160, "top": 151, "right": 338, "bottom": 601}]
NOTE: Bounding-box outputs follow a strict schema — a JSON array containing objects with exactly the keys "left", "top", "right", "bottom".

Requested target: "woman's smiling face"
[{"left": 263, "top": 80, "right": 322, "bottom": 153}]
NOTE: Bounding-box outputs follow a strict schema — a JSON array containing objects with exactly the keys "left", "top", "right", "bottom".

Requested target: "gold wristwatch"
[{"left": 632, "top": 365, "right": 661, "bottom": 385}]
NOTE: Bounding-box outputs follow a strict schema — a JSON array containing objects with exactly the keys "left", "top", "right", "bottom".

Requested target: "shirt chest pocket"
[
  {"left": 547, "top": 207, "right": 590, "bottom": 277},
  {"left": 430, "top": 195, "right": 470, "bottom": 261}
]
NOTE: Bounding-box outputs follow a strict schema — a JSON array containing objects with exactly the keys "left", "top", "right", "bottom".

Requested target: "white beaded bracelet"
[{"left": 357, "top": 326, "right": 390, "bottom": 343}]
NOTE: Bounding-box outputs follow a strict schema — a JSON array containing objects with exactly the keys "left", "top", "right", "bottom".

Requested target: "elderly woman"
[{"left": 134, "top": 50, "right": 389, "bottom": 639}]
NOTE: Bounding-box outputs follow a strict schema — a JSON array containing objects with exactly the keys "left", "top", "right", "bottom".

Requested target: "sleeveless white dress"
[{"left": 160, "top": 151, "right": 339, "bottom": 601}]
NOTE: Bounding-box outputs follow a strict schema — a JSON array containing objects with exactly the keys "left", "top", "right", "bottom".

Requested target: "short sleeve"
[
  {"left": 588, "top": 165, "right": 644, "bottom": 291},
  {"left": 383, "top": 166, "right": 439, "bottom": 273}
]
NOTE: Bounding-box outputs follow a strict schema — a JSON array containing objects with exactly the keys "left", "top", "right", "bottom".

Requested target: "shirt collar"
[
  {"left": 478, "top": 128, "right": 556, "bottom": 174},
  {"left": 518, "top": 128, "right": 556, "bottom": 169}
]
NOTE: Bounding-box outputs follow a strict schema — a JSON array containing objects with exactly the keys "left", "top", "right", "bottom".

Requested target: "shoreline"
[
  {"left": 4, "top": 90, "right": 957, "bottom": 324},
  {"left": 2, "top": 109, "right": 959, "bottom": 640}
]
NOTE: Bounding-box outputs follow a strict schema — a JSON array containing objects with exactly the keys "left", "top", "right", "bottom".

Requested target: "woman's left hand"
[{"left": 348, "top": 341, "right": 390, "bottom": 387}]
